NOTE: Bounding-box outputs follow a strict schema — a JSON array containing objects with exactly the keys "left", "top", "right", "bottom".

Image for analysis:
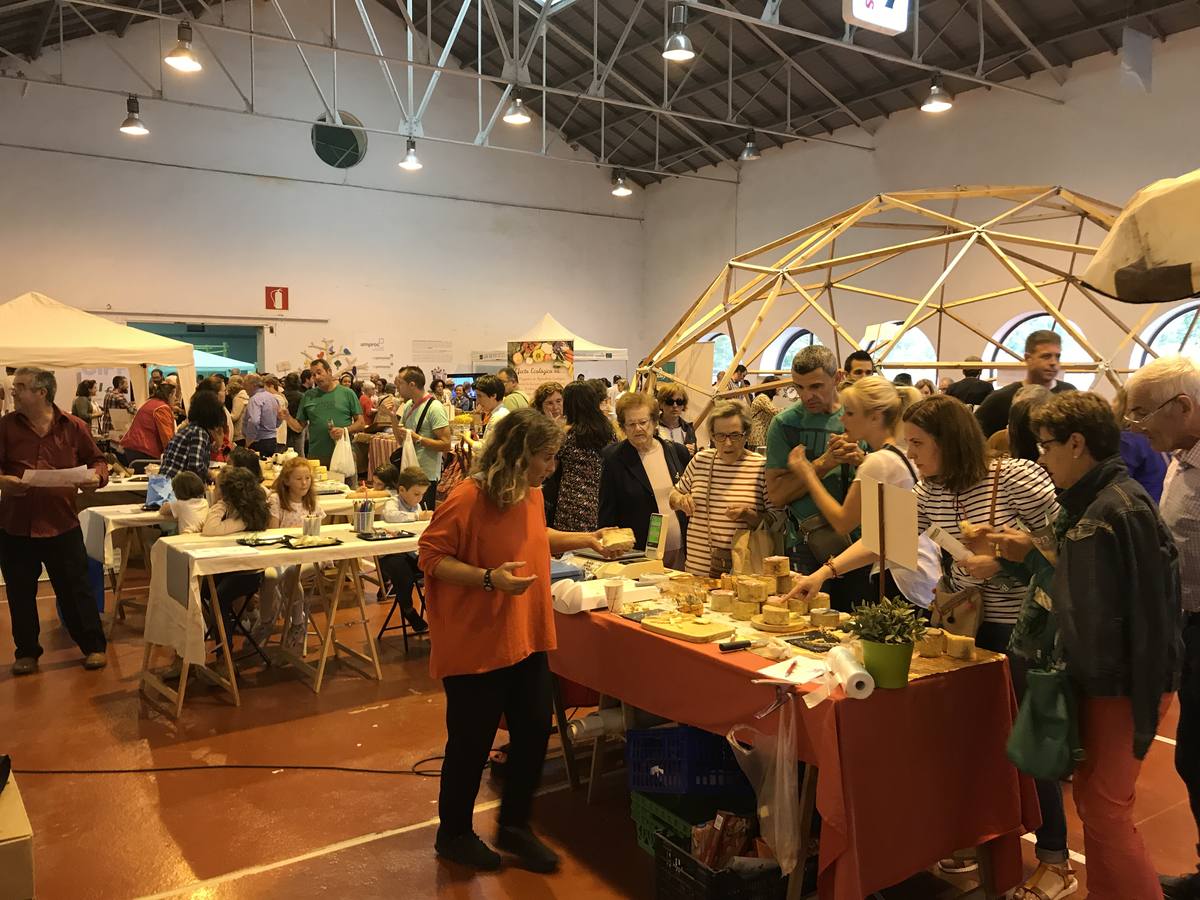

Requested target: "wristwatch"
[{"left": 482, "top": 568, "right": 495, "bottom": 592}]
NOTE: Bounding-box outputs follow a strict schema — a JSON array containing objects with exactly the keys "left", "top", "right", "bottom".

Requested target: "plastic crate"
[
  {"left": 654, "top": 832, "right": 787, "bottom": 900},
  {"left": 630, "top": 792, "right": 740, "bottom": 856},
  {"left": 626, "top": 725, "right": 752, "bottom": 796}
]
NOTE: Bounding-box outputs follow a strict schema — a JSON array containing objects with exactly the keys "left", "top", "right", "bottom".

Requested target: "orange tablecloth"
[{"left": 548, "top": 611, "right": 1039, "bottom": 900}]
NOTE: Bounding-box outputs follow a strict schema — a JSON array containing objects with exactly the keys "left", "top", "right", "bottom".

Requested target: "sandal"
[
  {"left": 1014, "top": 862, "right": 1078, "bottom": 900},
  {"left": 938, "top": 855, "right": 978, "bottom": 874}
]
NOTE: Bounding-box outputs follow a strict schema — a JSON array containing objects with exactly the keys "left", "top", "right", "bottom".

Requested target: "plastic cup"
[{"left": 604, "top": 579, "right": 625, "bottom": 614}]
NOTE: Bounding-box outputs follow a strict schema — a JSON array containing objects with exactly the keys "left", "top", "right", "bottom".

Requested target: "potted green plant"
[{"left": 846, "top": 597, "right": 927, "bottom": 689}]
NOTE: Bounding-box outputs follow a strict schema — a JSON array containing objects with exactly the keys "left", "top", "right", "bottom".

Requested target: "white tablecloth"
[
  {"left": 79, "top": 504, "right": 163, "bottom": 567},
  {"left": 143, "top": 521, "right": 427, "bottom": 665}
]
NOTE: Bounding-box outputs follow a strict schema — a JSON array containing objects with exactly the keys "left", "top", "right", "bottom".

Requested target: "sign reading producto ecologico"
[
  {"left": 507, "top": 340, "right": 574, "bottom": 398},
  {"left": 843, "top": 0, "right": 909, "bottom": 35}
]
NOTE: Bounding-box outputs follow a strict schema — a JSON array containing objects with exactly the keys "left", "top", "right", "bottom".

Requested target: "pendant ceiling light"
[
  {"left": 738, "top": 133, "right": 760, "bottom": 162},
  {"left": 611, "top": 170, "right": 633, "bottom": 197},
  {"left": 118, "top": 94, "right": 149, "bottom": 136},
  {"left": 165, "top": 21, "right": 202, "bottom": 73},
  {"left": 399, "top": 138, "right": 423, "bottom": 171},
  {"left": 502, "top": 94, "right": 531, "bottom": 126},
  {"left": 920, "top": 76, "right": 954, "bottom": 113},
  {"left": 662, "top": 3, "right": 695, "bottom": 62}
]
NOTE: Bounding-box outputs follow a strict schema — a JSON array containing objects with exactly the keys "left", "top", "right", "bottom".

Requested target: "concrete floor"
[{"left": 1, "top": 573, "right": 1195, "bottom": 899}]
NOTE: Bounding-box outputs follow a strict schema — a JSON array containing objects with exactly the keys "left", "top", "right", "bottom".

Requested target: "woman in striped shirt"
[
  {"left": 670, "top": 402, "right": 771, "bottom": 577},
  {"left": 903, "top": 395, "right": 1076, "bottom": 896}
]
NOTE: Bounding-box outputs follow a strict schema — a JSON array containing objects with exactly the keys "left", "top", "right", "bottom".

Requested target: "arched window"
[
  {"left": 776, "top": 329, "right": 822, "bottom": 373},
  {"left": 1132, "top": 302, "right": 1200, "bottom": 368},
  {"left": 702, "top": 332, "right": 734, "bottom": 384},
  {"left": 865, "top": 322, "right": 937, "bottom": 386},
  {"left": 987, "top": 314, "right": 1094, "bottom": 390}
]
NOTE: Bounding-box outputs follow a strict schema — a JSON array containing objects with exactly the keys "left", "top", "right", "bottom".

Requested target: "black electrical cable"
[{"left": 14, "top": 756, "right": 447, "bottom": 778}]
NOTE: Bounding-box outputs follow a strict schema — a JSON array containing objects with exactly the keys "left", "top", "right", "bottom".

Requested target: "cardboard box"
[{"left": 0, "top": 774, "right": 34, "bottom": 900}]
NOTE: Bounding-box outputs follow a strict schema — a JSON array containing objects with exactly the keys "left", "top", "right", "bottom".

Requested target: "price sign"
[{"left": 843, "top": 0, "right": 909, "bottom": 36}]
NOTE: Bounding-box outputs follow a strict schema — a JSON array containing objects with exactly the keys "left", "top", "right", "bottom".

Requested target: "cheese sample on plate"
[{"left": 761, "top": 604, "right": 790, "bottom": 625}]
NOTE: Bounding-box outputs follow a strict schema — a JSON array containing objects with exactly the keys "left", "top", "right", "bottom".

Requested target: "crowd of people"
[{"left": 1, "top": 330, "right": 1197, "bottom": 897}]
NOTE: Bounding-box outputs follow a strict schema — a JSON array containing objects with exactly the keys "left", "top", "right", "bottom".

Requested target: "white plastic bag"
[
  {"left": 330, "top": 432, "right": 356, "bottom": 478},
  {"left": 727, "top": 694, "right": 801, "bottom": 874},
  {"left": 399, "top": 432, "right": 419, "bottom": 471}
]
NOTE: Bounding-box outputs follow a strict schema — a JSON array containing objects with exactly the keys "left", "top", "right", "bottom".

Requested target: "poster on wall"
[
  {"left": 356, "top": 336, "right": 395, "bottom": 378},
  {"left": 301, "top": 339, "right": 357, "bottom": 377},
  {"left": 507, "top": 340, "right": 574, "bottom": 397},
  {"left": 412, "top": 340, "right": 454, "bottom": 371}
]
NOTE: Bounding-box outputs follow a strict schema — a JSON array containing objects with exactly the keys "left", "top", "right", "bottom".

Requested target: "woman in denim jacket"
[{"left": 994, "top": 391, "right": 1183, "bottom": 900}]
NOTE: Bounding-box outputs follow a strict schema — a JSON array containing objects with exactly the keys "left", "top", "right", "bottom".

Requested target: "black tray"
[
  {"left": 280, "top": 535, "right": 344, "bottom": 550},
  {"left": 357, "top": 530, "right": 415, "bottom": 542}
]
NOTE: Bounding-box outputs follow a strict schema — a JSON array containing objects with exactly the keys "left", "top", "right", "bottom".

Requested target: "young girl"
[
  {"left": 201, "top": 467, "right": 270, "bottom": 651},
  {"left": 269, "top": 457, "right": 323, "bottom": 528},
  {"left": 374, "top": 464, "right": 431, "bottom": 633},
  {"left": 261, "top": 457, "right": 325, "bottom": 647},
  {"left": 159, "top": 471, "right": 209, "bottom": 534}
]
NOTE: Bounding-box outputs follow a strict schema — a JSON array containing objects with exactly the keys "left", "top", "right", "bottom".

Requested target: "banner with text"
[{"left": 507, "top": 340, "right": 574, "bottom": 399}]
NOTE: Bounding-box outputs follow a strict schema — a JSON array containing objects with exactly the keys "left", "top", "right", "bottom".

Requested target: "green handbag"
[{"left": 1006, "top": 665, "right": 1086, "bottom": 781}]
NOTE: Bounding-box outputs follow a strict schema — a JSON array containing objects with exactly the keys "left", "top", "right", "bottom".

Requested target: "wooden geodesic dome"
[{"left": 639, "top": 185, "right": 1161, "bottom": 425}]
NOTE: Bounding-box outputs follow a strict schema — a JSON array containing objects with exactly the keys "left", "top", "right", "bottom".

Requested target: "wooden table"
[{"left": 140, "top": 522, "right": 427, "bottom": 717}]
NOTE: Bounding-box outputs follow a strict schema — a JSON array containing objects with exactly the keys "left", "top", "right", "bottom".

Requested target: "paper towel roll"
[{"left": 828, "top": 645, "right": 875, "bottom": 700}]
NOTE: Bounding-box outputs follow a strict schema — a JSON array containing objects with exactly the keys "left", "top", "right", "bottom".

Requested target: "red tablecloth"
[{"left": 548, "top": 611, "right": 1040, "bottom": 900}]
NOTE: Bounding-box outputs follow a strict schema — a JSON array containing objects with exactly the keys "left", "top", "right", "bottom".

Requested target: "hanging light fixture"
[
  {"left": 738, "top": 132, "right": 760, "bottom": 162},
  {"left": 118, "top": 94, "right": 149, "bottom": 136},
  {"left": 399, "top": 138, "right": 423, "bottom": 171},
  {"left": 661, "top": 3, "right": 695, "bottom": 62},
  {"left": 502, "top": 93, "right": 531, "bottom": 126},
  {"left": 611, "top": 170, "right": 633, "bottom": 197},
  {"left": 920, "top": 75, "right": 953, "bottom": 113},
  {"left": 164, "top": 21, "right": 202, "bottom": 72}
]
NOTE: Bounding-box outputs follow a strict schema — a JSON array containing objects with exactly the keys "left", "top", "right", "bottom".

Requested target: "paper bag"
[{"left": 731, "top": 519, "right": 785, "bottom": 575}]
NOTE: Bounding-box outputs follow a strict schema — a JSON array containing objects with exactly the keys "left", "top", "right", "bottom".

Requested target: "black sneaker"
[
  {"left": 405, "top": 611, "right": 429, "bottom": 634},
  {"left": 496, "top": 825, "right": 560, "bottom": 874},
  {"left": 1162, "top": 872, "right": 1200, "bottom": 900},
  {"left": 435, "top": 833, "right": 501, "bottom": 871}
]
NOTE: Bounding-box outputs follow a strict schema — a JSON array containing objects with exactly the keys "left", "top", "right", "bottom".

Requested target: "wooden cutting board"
[{"left": 641, "top": 617, "right": 735, "bottom": 644}]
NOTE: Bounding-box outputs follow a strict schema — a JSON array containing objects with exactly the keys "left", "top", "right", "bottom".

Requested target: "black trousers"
[
  {"left": 1177, "top": 612, "right": 1200, "bottom": 844},
  {"left": 249, "top": 438, "right": 277, "bottom": 458},
  {"left": 0, "top": 527, "right": 106, "bottom": 659},
  {"left": 438, "top": 651, "right": 552, "bottom": 843},
  {"left": 200, "top": 570, "right": 263, "bottom": 645},
  {"left": 378, "top": 552, "right": 419, "bottom": 614}
]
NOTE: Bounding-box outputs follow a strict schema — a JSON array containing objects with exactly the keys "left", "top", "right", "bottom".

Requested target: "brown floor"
[{"left": 0, "top": 572, "right": 1195, "bottom": 899}]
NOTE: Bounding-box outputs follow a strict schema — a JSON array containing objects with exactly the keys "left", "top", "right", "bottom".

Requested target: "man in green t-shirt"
[
  {"left": 496, "top": 367, "right": 530, "bottom": 412},
  {"left": 287, "top": 358, "right": 366, "bottom": 473},
  {"left": 389, "top": 365, "right": 453, "bottom": 508},
  {"left": 765, "top": 345, "right": 866, "bottom": 610}
]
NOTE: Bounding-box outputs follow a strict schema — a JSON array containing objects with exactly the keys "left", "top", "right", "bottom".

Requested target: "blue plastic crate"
[{"left": 626, "top": 725, "right": 752, "bottom": 796}]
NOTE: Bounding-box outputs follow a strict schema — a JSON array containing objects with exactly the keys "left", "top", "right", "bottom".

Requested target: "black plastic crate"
[
  {"left": 654, "top": 832, "right": 787, "bottom": 900},
  {"left": 627, "top": 725, "right": 752, "bottom": 796}
]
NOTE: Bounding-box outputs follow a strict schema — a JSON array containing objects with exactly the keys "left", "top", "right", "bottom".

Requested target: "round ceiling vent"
[{"left": 311, "top": 110, "right": 367, "bottom": 169}]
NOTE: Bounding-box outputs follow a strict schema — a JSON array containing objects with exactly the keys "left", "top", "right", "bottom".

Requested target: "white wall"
[
  {"left": 0, "top": 0, "right": 644, "bottom": 377},
  {"left": 640, "top": 27, "right": 1200, "bottom": 389}
]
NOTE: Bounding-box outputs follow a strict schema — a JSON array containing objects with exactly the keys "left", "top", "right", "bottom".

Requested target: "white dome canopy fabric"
[{"left": 0, "top": 292, "right": 197, "bottom": 403}]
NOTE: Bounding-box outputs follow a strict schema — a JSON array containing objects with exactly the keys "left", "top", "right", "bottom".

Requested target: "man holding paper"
[{"left": 0, "top": 367, "right": 109, "bottom": 676}]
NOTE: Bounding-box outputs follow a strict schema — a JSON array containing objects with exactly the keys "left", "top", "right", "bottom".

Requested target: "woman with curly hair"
[
  {"left": 201, "top": 466, "right": 270, "bottom": 649},
  {"left": 532, "top": 382, "right": 564, "bottom": 426},
  {"left": 417, "top": 408, "right": 616, "bottom": 874}
]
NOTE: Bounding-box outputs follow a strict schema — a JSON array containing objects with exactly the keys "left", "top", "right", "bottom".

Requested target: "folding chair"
[
  {"left": 200, "top": 578, "right": 270, "bottom": 670},
  {"left": 377, "top": 562, "right": 427, "bottom": 654}
]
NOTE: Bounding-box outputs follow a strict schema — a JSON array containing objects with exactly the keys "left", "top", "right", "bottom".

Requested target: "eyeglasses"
[
  {"left": 713, "top": 431, "right": 747, "bottom": 443},
  {"left": 663, "top": 398, "right": 687, "bottom": 406},
  {"left": 1123, "top": 394, "right": 1184, "bottom": 429},
  {"left": 624, "top": 418, "right": 653, "bottom": 430},
  {"left": 1035, "top": 438, "right": 1063, "bottom": 456}
]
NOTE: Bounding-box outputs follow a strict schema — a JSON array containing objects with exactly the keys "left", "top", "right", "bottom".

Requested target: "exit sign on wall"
[
  {"left": 843, "top": 0, "right": 910, "bottom": 35},
  {"left": 265, "top": 286, "right": 289, "bottom": 311}
]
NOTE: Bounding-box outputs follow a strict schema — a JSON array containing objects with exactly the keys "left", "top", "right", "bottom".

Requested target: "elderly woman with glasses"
[
  {"left": 669, "top": 401, "right": 772, "bottom": 577},
  {"left": 656, "top": 383, "right": 697, "bottom": 456},
  {"left": 597, "top": 393, "right": 690, "bottom": 567},
  {"left": 992, "top": 392, "right": 1182, "bottom": 900}
]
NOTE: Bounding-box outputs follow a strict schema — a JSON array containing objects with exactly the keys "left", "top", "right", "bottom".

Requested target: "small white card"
[
  {"left": 924, "top": 524, "right": 972, "bottom": 561},
  {"left": 756, "top": 656, "right": 827, "bottom": 685}
]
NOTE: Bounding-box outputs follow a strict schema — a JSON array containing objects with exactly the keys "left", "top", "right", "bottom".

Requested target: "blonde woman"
[
  {"left": 417, "top": 409, "right": 615, "bottom": 873},
  {"left": 787, "top": 376, "right": 938, "bottom": 607}
]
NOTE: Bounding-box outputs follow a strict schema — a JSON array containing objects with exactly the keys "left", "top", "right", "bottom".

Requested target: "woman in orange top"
[
  {"left": 418, "top": 408, "right": 613, "bottom": 874},
  {"left": 119, "top": 382, "right": 177, "bottom": 463}
]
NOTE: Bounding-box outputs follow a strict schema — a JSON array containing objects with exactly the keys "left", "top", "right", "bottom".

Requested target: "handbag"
[
  {"left": 930, "top": 577, "right": 984, "bottom": 637},
  {"left": 436, "top": 444, "right": 472, "bottom": 504},
  {"left": 794, "top": 460, "right": 854, "bottom": 560},
  {"left": 1006, "top": 664, "right": 1085, "bottom": 780}
]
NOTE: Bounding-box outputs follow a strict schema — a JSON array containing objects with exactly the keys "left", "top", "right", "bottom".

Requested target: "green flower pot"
[{"left": 861, "top": 641, "right": 914, "bottom": 689}]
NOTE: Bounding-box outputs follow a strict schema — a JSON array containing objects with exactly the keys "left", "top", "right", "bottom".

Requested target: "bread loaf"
[
  {"left": 733, "top": 599, "right": 759, "bottom": 621},
  {"left": 762, "top": 604, "right": 790, "bottom": 625}
]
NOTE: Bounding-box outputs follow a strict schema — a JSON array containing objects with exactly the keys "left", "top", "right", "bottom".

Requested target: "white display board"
[
  {"left": 860, "top": 473, "right": 919, "bottom": 571},
  {"left": 843, "top": 0, "right": 909, "bottom": 36}
]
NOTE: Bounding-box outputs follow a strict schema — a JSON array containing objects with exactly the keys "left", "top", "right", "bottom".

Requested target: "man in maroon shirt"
[{"left": 0, "top": 367, "right": 109, "bottom": 675}]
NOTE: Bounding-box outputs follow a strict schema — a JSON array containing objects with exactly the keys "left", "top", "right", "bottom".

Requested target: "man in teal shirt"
[
  {"left": 765, "top": 345, "right": 867, "bottom": 610},
  {"left": 288, "top": 358, "right": 366, "bottom": 472},
  {"left": 389, "top": 366, "right": 452, "bottom": 508}
]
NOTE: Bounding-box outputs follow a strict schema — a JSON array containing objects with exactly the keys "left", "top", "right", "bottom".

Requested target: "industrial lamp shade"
[
  {"left": 503, "top": 96, "right": 531, "bottom": 125},
  {"left": 611, "top": 171, "right": 633, "bottom": 197},
  {"left": 921, "top": 77, "right": 954, "bottom": 113},
  {"left": 662, "top": 4, "right": 695, "bottom": 62},
  {"left": 399, "top": 138, "right": 423, "bottom": 171},
  {"left": 164, "top": 21, "right": 202, "bottom": 72},
  {"left": 738, "top": 134, "right": 760, "bottom": 161},
  {"left": 119, "top": 95, "right": 149, "bottom": 135}
]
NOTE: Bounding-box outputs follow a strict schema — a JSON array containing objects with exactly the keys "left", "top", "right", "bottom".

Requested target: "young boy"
[
  {"left": 373, "top": 464, "right": 431, "bottom": 633},
  {"left": 159, "top": 471, "right": 209, "bottom": 534}
]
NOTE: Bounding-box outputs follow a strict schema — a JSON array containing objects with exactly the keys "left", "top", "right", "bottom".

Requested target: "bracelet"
[{"left": 824, "top": 557, "right": 840, "bottom": 579}]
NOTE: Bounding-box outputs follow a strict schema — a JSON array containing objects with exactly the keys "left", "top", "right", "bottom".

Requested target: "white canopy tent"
[
  {"left": 0, "top": 292, "right": 197, "bottom": 405},
  {"left": 472, "top": 313, "right": 628, "bottom": 372}
]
